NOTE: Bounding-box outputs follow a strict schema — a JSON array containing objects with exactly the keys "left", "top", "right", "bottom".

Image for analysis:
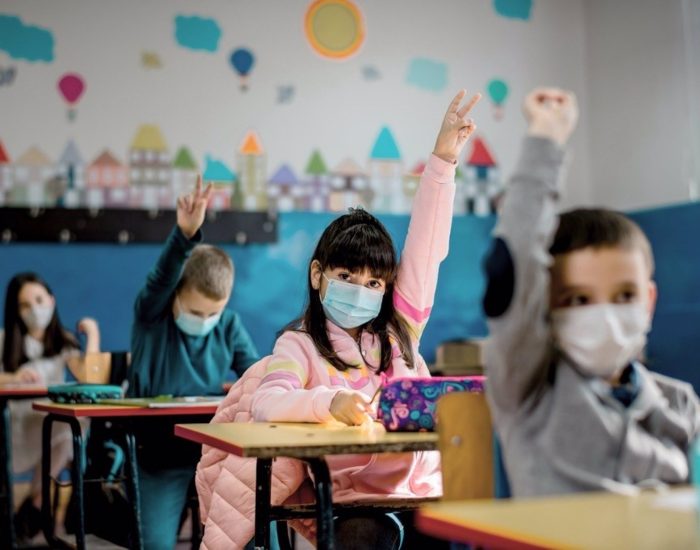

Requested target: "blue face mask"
[
  {"left": 321, "top": 274, "right": 384, "bottom": 329},
  {"left": 175, "top": 298, "right": 222, "bottom": 337}
]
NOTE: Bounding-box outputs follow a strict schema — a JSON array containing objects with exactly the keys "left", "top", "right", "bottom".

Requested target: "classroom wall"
[
  {"left": 584, "top": 0, "right": 700, "bottom": 209},
  {"left": 2, "top": 1, "right": 699, "bottom": 389},
  {"left": 0, "top": 213, "right": 495, "bottom": 364},
  {"left": 0, "top": 0, "right": 594, "bottom": 208}
]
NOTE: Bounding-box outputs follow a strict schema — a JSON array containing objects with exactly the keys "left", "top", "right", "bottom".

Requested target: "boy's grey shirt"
[{"left": 484, "top": 136, "right": 700, "bottom": 497}]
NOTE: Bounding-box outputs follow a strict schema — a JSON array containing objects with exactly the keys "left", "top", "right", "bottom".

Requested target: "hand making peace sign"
[
  {"left": 177, "top": 175, "right": 213, "bottom": 239},
  {"left": 432, "top": 89, "right": 482, "bottom": 164}
]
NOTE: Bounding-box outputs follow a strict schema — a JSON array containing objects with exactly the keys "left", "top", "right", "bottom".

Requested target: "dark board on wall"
[{"left": 0, "top": 207, "right": 277, "bottom": 244}]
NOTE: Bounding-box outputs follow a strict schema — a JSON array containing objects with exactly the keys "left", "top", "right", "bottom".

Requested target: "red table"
[{"left": 32, "top": 399, "right": 218, "bottom": 550}]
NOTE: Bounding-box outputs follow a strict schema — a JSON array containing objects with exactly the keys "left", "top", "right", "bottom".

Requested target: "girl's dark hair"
[
  {"left": 283, "top": 208, "right": 416, "bottom": 373},
  {"left": 2, "top": 272, "right": 78, "bottom": 373}
]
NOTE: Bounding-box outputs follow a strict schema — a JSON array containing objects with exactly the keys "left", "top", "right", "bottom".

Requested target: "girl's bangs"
[{"left": 325, "top": 224, "right": 397, "bottom": 281}]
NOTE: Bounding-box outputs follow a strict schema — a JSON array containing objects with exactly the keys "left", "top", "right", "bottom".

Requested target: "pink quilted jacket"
[{"left": 196, "top": 155, "right": 456, "bottom": 549}]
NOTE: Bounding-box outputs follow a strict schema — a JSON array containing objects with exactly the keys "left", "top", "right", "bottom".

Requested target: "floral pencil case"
[{"left": 376, "top": 376, "right": 485, "bottom": 432}]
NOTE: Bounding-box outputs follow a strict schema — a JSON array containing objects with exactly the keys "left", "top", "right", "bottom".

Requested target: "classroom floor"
[
  {"left": 13, "top": 481, "right": 201, "bottom": 549},
  {"left": 14, "top": 482, "right": 315, "bottom": 549}
]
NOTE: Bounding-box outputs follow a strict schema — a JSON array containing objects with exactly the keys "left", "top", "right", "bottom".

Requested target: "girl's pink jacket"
[{"left": 196, "top": 155, "right": 456, "bottom": 549}]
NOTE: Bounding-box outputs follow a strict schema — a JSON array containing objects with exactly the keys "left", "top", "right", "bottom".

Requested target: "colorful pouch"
[
  {"left": 377, "top": 376, "right": 485, "bottom": 432},
  {"left": 48, "top": 383, "right": 123, "bottom": 404}
]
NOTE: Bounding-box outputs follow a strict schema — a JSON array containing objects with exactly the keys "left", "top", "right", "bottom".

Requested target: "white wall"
[
  {"left": 0, "top": 0, "right": 593, "bottom": 208},
  {"left": 584, "top": 0, "right": 697, "bottom": 210}
]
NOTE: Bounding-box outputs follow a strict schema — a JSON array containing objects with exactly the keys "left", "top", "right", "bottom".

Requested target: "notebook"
[{"left": 97, "top": 396, "right": 223, "bottom": 408}]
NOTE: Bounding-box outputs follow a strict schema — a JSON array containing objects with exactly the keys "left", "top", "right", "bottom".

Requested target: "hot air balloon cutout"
[
  {"left": 230, "top": 48, "right": 255, "bottom": 91},
  {"left": 58, "top": 73, "right": 86, "bottom": 121},
  {"left": 305, "top": 0, "right": 365, "bottom": 60},
  {"left": 487, "top": 78, "right": 509, "bottom": 120}
]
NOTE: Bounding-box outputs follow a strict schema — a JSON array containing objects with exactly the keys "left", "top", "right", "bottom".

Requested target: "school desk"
[
  {"left": 416, "top": 487, "right": 700, "bottom": 549},
  {"left": 0, "top": 384, "right": 48, "bottom": 550},
  {"left": 175, "top": 421, "right": 439, "bottom": 550},
  {"left": 32, "top": 400, "right": 220, "bottom": 550}
]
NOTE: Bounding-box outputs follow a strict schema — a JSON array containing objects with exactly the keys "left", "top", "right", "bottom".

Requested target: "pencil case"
[
  {"left": 377, "top": 376, "right": 485, "bottom": 432},
  {"left": 48, "top": 383, "right": 124, "bottom": 404}
]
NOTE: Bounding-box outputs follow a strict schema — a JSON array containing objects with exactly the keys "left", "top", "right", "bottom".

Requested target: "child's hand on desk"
[
  {"left": 15, "top": 366, "right": 41, "bottom": 384},
  {"left": 432, "top": 89, "right": 481, "bottom": 164},
  {"left": 330, "top": 391, "right": 373, "bottom": 426},
  {"left": 524, "top": 87, "right": 579, "bottom": 146},
  {"left": 177, "top": 174, "right": 213, "bottom": 239}
]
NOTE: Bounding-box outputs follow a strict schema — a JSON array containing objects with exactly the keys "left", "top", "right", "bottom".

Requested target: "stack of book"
[{"left": 431, "top": 339, "right": 485, "bottom": 376}]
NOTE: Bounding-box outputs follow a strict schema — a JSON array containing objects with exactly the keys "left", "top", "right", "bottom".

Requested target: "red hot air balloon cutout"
[{"left": 57, "top": 73, "right": 86, "bottom": 121}]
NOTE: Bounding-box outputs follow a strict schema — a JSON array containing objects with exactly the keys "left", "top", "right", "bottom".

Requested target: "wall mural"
[{"left": 0, "top": 1, "right": 518, "bottom": 243}]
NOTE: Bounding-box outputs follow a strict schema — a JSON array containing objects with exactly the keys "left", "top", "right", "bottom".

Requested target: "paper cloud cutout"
[
  {"left": 0, "top": 14, "right": 54, "bottom": 62},
  {"left": 174, "top": 15, "right": 221, "bottom": 52}
]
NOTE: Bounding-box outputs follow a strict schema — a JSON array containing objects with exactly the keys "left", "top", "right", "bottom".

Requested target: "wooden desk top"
[
  {"left": 32, "top": 399, "right": 218, "bottom": 418},
  {"left": 0, "top": 385, "right": 48, "bottom": 398},
  {"left": 416, "top": 488, "right": 700, "bottom": 550},
  {"left": 175, "top": 421, "right": 439, "bottom": 459}
]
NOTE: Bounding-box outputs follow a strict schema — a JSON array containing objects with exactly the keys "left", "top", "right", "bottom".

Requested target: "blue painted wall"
[
  {"left": 628, "top": 203, "right": 700, "bottom": 391},
  {"left": 0, "top": 212, "right": 494, "bottom": 364},
  {"left": 2, "top": 203, "right": 699, "bottom": 391}
]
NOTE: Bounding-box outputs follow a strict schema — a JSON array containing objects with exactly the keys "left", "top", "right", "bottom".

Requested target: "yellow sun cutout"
[{"left": 305, "top": 0, "right": 365, "bottom": 60}]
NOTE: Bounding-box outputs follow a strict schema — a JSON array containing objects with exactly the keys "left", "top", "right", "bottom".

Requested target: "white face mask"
[
  {"left": 551, "top": 303, "right": 651, "bottom": 379},
  {"left": 20, "top": 304, "right": 55, "bottom": 331}
]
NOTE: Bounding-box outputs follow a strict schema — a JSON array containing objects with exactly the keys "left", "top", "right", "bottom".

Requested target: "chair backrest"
[
  {"left": 436, "top": 391, "right": 494, "bottom": 500},
  {"left": 108, "top": 351, "right": 130, "bottom": 386},
  {"left": 66, "top": 351, "right": 131, "bottom": 385}
]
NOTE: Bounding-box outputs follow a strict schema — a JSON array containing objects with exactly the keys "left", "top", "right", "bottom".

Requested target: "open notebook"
[{"left": 97, "top": 396, "right": 223, "bottom": 408}]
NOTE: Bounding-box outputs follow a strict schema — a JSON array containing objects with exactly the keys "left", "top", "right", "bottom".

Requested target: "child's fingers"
[
  {"left": 446, "top": 89, "right": 467, "bottom": 115},
  {"left": 195, "top": 174, "right": 203, "bottom": 196},
  {"left": 457, "top": 92, "right": 482, "bottom": 118},
  {"left": 202, "top": 182, "right": 213, "bottom": 201},
  {"left": 462, "top": 121, "right": 477, "bottom": 140}
]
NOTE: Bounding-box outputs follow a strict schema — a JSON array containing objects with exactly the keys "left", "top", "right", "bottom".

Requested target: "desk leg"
[
  {"left": 0, "top": 398, "right": 17, "bottom": 550},
  {"left": 306, "top": 458, "right": 334, "bottom": 550},
  {"left": 254, "top": 458, "right": 272, "bottom": 550},
  {"left": 123, "top": 430, "right": 144, "bottom": 550},
  {"left": 41, "top": 414, "right": 85, "bottom": 550}
]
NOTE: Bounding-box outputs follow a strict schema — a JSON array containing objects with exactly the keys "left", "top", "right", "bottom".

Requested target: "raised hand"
[
  {"left": 177, "top": 175, "right": 213, "bottom": 239},
  {"left": 330, "top": 390, "right": 373, "bottom": 426},
  {"left": 524, "top": 87, "right": 579, "bottom": 146},
  {"left": 77, "top": 317, "right": 99, "bottom": 339},
  {"left": 77, "top": 317, "right": 100, "bottom": 353},
  {"left": 433, "top": 89, "right": 482, "bottom": 164}
]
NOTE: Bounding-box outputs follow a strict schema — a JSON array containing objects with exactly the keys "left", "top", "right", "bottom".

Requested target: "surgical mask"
[
  {"left": 175, "top": 298, "right": 222, "bottom": 337},
  {"left": 21, "top": 304, "right": 55, "bottom": 331},
  {"left": 321, "top": 274, "right": 384, "bottom": 329},
  {"left": 551, "top": 303, "right": 651, "bottom": 379}
]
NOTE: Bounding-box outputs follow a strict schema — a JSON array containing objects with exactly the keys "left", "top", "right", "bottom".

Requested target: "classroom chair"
[
  {"left": 436, "top": 391, "right": 497, "bottom": 501},
  {"left": 65, "top": 350, "right": 130, "bottom": 387}
]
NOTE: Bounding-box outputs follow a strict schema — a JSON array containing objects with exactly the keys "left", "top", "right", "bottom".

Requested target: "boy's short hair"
[
  {"left": 550, "top": 208, "right": 655, "bottom": 276},
  {"left": 180, "top": 245, "right": 234, "bottom": 300}
]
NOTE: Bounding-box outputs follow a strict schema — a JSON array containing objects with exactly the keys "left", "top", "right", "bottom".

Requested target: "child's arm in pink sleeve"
[
  {"left": 394, "top": 155, "right": 456, "bottom": 340},
  {"left": 251, "top": 333, "right": 340, "bottom": 423}
]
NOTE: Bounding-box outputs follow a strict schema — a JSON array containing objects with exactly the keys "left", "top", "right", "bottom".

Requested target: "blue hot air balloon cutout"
[
  {"left": 487, "top": 78, "right": 510, "bottom": 120},
  {"left": 230, "top": 47, "right": 255, "bottom": 91}
]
